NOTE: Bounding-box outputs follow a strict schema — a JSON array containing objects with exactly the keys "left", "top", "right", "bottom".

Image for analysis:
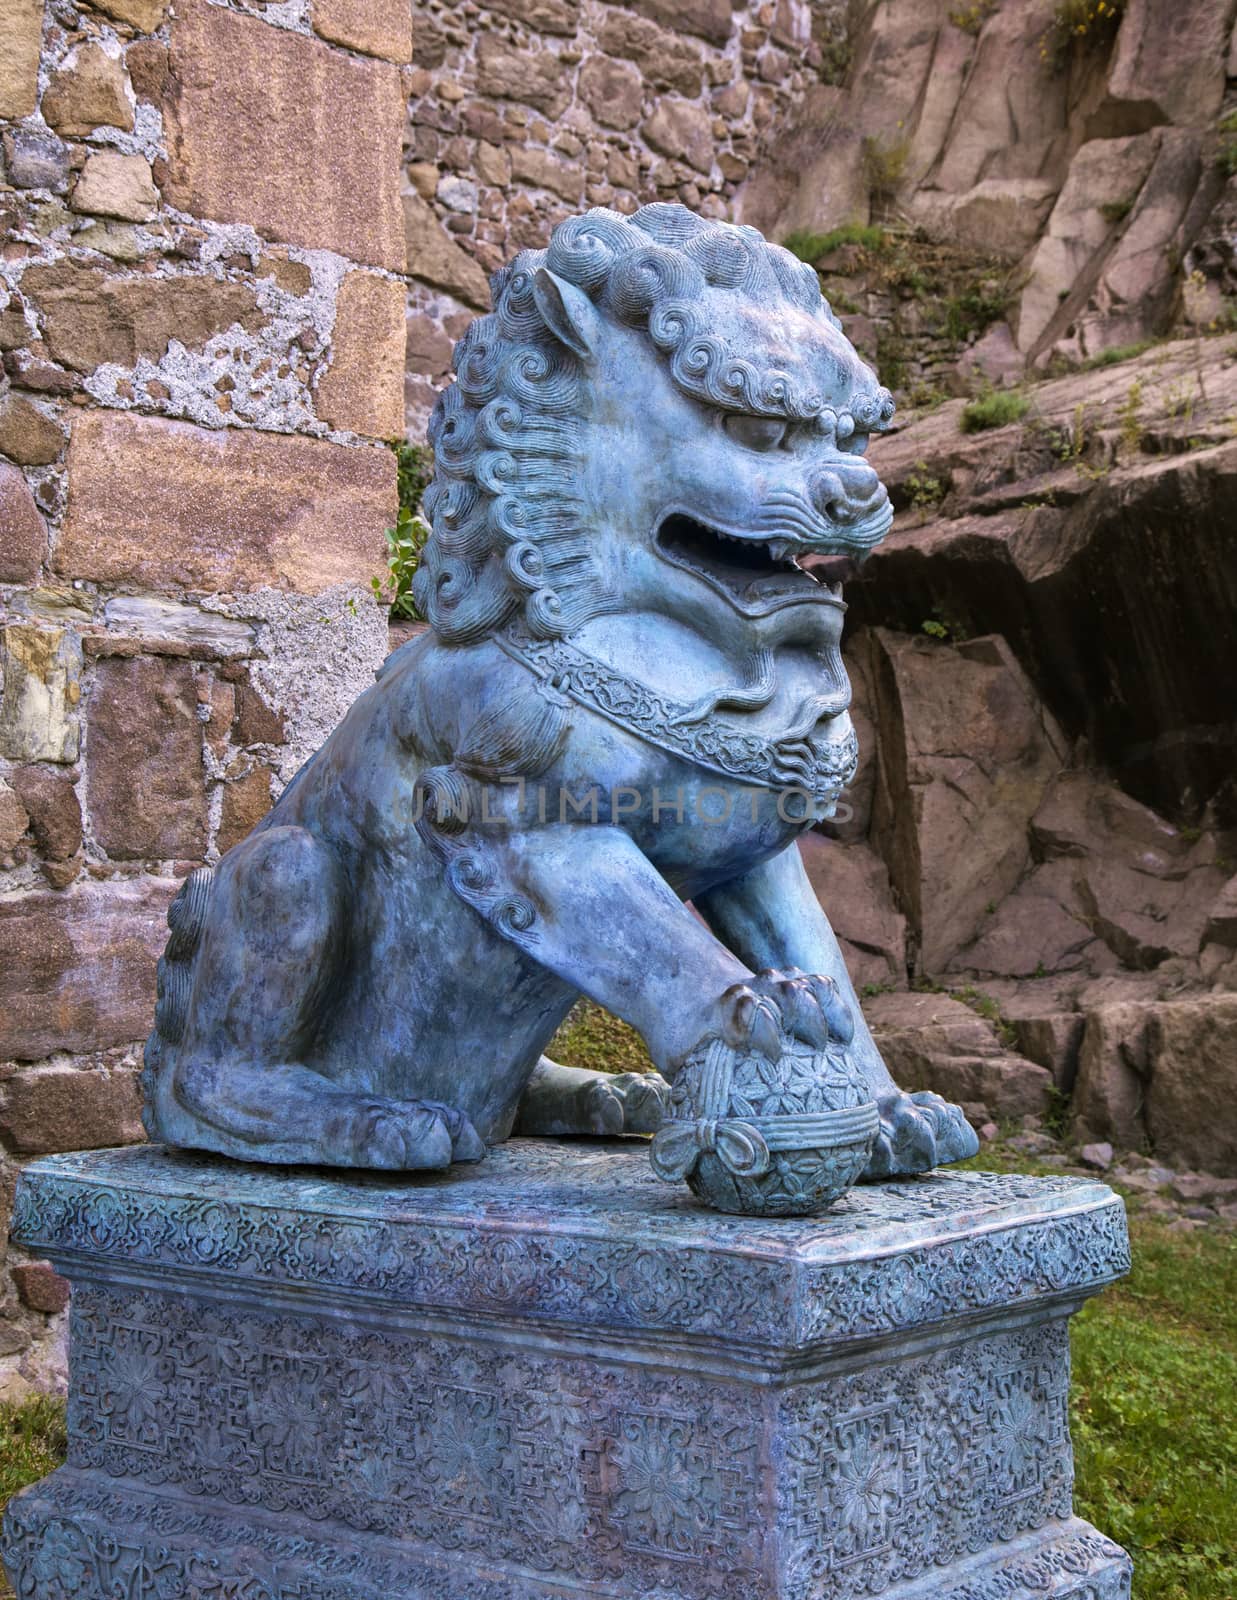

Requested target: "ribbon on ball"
[{"left": 649, "top": 1117, "right": 771, "bottom": 1183}]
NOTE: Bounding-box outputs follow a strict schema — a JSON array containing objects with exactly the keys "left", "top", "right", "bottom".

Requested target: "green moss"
[
  {"left": 545, "top": 999, "right": 653, "bottom": 1076},
  {"left": 1218, "top": 109, "right": 1237, "bottom": 178},
  {"left": 782, "top": 224, "right": 889, "bottom": 263},
  {"left": 1100, "top": 197, "right": 1134, "bottom": 225},
  {"left": 942, "top": 283, "right": 1007, "bottom": 341},
  {"left": 948, "top": 0, "right": 998, "bottom": 34},
  {"left": 960, "top": 389, "right": 1031, "bottom": 433}
]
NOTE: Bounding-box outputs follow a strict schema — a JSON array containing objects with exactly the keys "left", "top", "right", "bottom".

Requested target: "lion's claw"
[
  {"left": 721, "top": 967, "right": 855, "bottom": 1057},
  {"left": 863, "top": 1090, "right": 979, "bottom": 1179}
]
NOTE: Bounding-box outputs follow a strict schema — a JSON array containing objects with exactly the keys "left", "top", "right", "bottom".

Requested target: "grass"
[
  {"left": 0, "top": 1151, "right": 1230, "bottom": 1600},
  {"left": 546, "top": 998, "right": 654, "bottom": 1075},
  {"left": 960, "top": 388, "right": 1031, "bottom": 432},
  {"left": 956, "top": 1144, "right": 1237, "bottom": 1598},
  {"left": 1079, "top": 339, "right": 1158, "bottom": 370}
]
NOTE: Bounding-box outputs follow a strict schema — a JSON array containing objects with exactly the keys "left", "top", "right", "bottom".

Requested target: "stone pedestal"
[{"left": 2, "top": 1141, "right": 1132, "bottom": 1599}]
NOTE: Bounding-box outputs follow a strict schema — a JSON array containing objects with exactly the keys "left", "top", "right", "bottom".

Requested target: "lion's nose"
[{"left": 809, "top": 458, "right": 887, "bottom": 525}]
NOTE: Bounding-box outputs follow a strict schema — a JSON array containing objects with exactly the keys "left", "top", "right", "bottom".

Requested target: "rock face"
[{"left": 744, "top": 0, "right": 1237, "bottom": 374}]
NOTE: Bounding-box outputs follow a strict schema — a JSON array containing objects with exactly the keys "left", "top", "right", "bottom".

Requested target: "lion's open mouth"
[{"left": 656, "top": 514, "right": 846, "bottom": 614}]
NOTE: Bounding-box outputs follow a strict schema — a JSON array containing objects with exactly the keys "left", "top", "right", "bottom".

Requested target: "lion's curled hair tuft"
[{"left": 415, "top": 202, "right": 882, "bottom": 645}]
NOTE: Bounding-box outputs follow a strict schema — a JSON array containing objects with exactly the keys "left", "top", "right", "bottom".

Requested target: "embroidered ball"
[{"left": 650, "top": 1033, "right": 879, "bottom": 1218}]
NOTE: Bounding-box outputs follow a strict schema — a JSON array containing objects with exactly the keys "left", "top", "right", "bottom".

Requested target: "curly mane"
[{"left": 415, "top": 203, "right": 892, "bottom": 645}]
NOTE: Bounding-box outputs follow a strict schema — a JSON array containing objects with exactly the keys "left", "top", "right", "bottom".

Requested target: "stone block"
[
  {"left": 628, "top": 0, "right": 731, "bottom": 45},
  {"left": 0, "top": 781, "right": 28, "bottom": 857},
  {"left": 0, "top": 0, "right": 42, "bottom": 120},
  {"left": 578, "top": 55, "right": 645, "bottom": 130},
  {"left": 0, "top": 396, "right": 67, "bottom": 466},
  {"left": 217, "top": 762, "right": 274, "bottom": 853},
  {"left": 475, "top": 35, "right": 571, "bottom": 118},
  {"left": 313, "top": 0, "right": 412, "bottom": 62},
  {"left": 643, "top": 97, "right": 715, "bottom": 176},
  {"left": 0, "top": 878, "right": 176, "bottom": 1060},
  {"left": 0, "top": 1065, "right": 144, "bottom": 1154},
  {"left": 2, "top": 1143, "right": 1132, "bottom": 1598},
  {"left": 10, "top": 1262, "right": 70, "bottom": 1315},
  {"left": 56, "top": 410, "right": 394, "bottom": 594},
  {"left": 87, "top": 656, "right": 207, "bottom": 861},
  {"left": 479, "top": 0, "right": 579, "bottom": 35},
  {"left": 0, "top": 624, "right": 81, "bottom": 765},
  {"left": 161, "top": 0, "right": 404, "bottom": 273},
  {"left": 8, "top": 766, "right": 82, "bottom": 861},
  {"left": 71, "top": 151, "right": 159, "bottom": 222},
  {"left": 403, "top": 191, "right": 492, "bottom": 310},
  {"left": 0, "top": 464, "right": 45, "bottom": 582},
  {"left": 316, "top": 271, "right": 407, "bottom": 438},
  {"left": 2, "top": 127, "right": 70, "bottom": 193},
  {"left": 508, "top": 145, "right": 586, "bottom": 204},
  {"left": 22, "top": 261, "right": 264, "bottom": 374},
  {"left": 597, "top": 10, "right": 704, "bottom": 97},
  {"left": 83, "top": 0, "right": 168, "bottom": 28},
  {"left": 42, "top": 43, "right": 134, "bottom": 136}
]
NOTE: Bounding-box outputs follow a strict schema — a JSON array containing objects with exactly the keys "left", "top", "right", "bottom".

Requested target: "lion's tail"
[{"left": 141, "top": 866, "right": 215, "bottom": 1130}]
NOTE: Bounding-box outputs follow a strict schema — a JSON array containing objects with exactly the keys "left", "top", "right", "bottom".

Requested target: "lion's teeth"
[
  {"left": 828, "top": 580, "right": 844, "bottom": 597},
  {"left": 768, "top": 539, "right": 793, "bottom": 562}
]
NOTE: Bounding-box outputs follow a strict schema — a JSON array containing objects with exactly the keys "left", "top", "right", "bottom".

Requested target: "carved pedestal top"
[{"left": 12, "top": 1140, "right": 1128, "bottom": 1357}]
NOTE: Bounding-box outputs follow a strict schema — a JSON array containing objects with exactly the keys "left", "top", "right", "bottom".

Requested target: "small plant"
[
  {"left": 1056, "top": 401, "right": 1092, "bottom": 462},
  {"left": 862, "top": 133, "right": 910, "bottom": 212},
  {"left": 943, "top": 282, "right": 1008, "bottom": 341},
  {"left": 1040, "top": 0, "right": 1125, "bottom": 67},
  {"left": 921, "top": 618, "right": 950, "bottom": 640},
  {"left": 949, "top": 0, "right": 997, "bottom": 33},
  {"left": 906, "top": 460, "right": 946, "bottom": 511},
  {"left": 782, "top": 224, "right": 889, "bottom": 263},
  {"left": 1118, "top": 377, "right": 1143, "bottom": 455},
  {"left": 859, "top": 980, "right": 896, "bottom": 999},
  {"left": 372, "top": 440, "right": 433, "bottom": 620},
  {"left": 960, "top": 388, "right": 1030, "bottom": 433}
]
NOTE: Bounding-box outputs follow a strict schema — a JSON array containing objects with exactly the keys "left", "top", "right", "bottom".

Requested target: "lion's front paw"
[
  {"left": 862, "top": 1090, "right": 979, "bottom": 1179},
  {"left": 720, "top": 966, "right": 855, "bottom": 1059},
  {"left": 333, "top": 1097, "right": 486, "bottom": 1171}
]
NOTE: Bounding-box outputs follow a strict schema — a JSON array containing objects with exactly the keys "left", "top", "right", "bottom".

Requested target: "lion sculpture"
[{"left": 143, "top": 204, "right": 978, "bottom": 1193}]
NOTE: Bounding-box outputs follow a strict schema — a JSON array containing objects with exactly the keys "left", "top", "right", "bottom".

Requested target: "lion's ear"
[{"left": 532, "top": 267, "right": 601, "bottom": 360}]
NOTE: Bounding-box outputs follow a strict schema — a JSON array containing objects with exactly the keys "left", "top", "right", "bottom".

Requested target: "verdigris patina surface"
[
  {"left": 142, "top": 202, "right": 977, "bottom": 1215},
  {"left": 2, "top": 1142, "right": 1132, "bottom": 1599}
]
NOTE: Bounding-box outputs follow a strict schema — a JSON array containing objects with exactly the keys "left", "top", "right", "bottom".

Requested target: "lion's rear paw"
[
  {"left": 332, "top": 1098, "right": 485, "bottom": 1171},
  {"left": 516, "top": 1059, "right": 669, "bottom": 1138},
  {"left": 862, "top": 1090, "right": 979, "bottom": 1179}
]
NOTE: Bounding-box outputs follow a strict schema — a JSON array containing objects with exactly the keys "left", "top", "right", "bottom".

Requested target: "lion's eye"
[{"left": 724, "top": 414, "right": 787, "bottom": 451}]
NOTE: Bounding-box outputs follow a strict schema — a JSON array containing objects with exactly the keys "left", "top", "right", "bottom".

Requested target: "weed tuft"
[{"left": 960, "top": 389, "right": 1031, "bottom": 433}]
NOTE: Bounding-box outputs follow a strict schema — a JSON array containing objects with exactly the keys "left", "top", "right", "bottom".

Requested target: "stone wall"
[
  {"left": 400, "top": 0, "right": 832, "bottom": 431},
  {"left": 0, "top": 0, "right": 409, "bottom": 1396}
]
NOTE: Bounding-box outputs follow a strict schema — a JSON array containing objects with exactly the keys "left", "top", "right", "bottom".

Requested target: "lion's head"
[{"left": 416, "top": 203, "right": 895, "bottom": 648}]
